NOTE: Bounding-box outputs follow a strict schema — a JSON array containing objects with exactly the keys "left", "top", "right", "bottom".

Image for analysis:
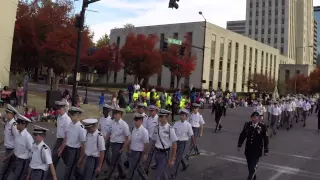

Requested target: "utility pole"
[{"left": 72, "top": 0, "right": 100, "bottom": 106}]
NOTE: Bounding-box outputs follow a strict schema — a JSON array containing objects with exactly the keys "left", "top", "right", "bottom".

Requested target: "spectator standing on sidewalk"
[
  {"left": 16, "top": 83, "right": 24, "bottom": 108},
  {"left": 128, "top": 84, "right": 134, "bottom": 104},
  {"left": 99, "top": 93, "right": 105, "bottom": 111}
]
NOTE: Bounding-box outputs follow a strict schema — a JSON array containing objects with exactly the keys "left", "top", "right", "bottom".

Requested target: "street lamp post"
[
  {"left": 294, "top": 45, "right": 313, "bottom": 94},
  {"left": 199, "top": 11, "right": 206, "bottom": 85}
]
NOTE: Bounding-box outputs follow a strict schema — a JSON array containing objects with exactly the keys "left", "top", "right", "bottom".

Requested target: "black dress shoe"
[{"left": 181, "top": 164, "right": 190, "bottom": 171}]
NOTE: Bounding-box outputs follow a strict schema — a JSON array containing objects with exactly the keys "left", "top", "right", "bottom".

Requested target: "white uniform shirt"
[
  {"left": 4, "top": 118, "right": 19, "bottom": 149},
  {"left": 29, "top": 141, "right": 52, "bottom": 171},
  {"left": 286, "top": 103, "right": 293, "bottom": 112},
  {"left": 303, "top": 102, "right": 310, "bottom": 111},
  {"left": 267, "top": 104, "right": 273, "bottom": 113},
  {"left": 143, "top": 114, "right": 159, "bottom": 139},
  {"left": 130, "top": 126, "right": 149, "bottom": 152},
  {"left": 173, "top": 120, "right": 194, "bottom": 141},
  {"left": 14, "top": 129, "right": 33, "bottom": 159},
  {"left": 272, "top": 106, "right": 281, "bottom": 116},
  {"left": 66, "top": 121, "right": 87, "bottom": 148},
  {"left": 110, "top": 119, "right": 130, "bottom": 143},
  {"left": 141, "top": 113, "right": 149, "bottom": 127},
  {"left": 253, "top": 105, "right": 265, "bottom": 115},
  {"left": 85, "top": 130, "right": 105, "bottom": 157},
  {"left": 188, "top": 113, "right": 205, "bottom": 128},
  {"left": 152, "top": 123, "right": 178, "bottom": 149},
  {"left": 98, "top": 116, "right": 114, "bottom": 137},
  {"left": 56, "top": 113, "right": 71, "bottom": 138}
]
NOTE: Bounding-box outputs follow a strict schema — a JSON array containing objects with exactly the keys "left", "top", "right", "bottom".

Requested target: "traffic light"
[
  {"left": 168, "top": 0, "right": 179, "bottom": 9},
  {"left": 179, "top": 46, "right": 185, "bottom": 56},
  {"left": 163, "top": 42, "right": 168, "bottom": 51}
]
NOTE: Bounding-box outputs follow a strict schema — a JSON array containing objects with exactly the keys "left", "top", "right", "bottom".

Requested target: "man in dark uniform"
[
  {"left": 237, "top": 112, "right": 269, "bottom": 180},
  {"left": 211, "top": 96, "right": 226, "bottom": 133}
]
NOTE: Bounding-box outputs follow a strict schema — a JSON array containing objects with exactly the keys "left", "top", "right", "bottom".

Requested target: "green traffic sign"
[{"left": 167, "top": 38, "right": 182, "bottom": 45}]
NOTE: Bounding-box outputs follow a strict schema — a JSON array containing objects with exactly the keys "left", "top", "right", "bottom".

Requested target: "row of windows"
[
  {"left": 250, "top": 9, "right": 285, "bottom": 17},
  {"left": 249, "top": 0, "right": 285, "bottom": 8},
  {"left": 209, "top": 35, "right": 277, "bottom": 91},
  {"left": 249, "top": 27, "right": 285, "bottom": 35},
  {"left": 249, "top": 18, "right": 285, "bottom": 26}
]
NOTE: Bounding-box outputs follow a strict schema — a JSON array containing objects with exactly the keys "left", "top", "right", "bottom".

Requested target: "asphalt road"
[
  {"left": 1, "top": 106, "right": 320, "bottom": 180},
  {"left": 27, "top": 83, "right": 113, "bottom": 104}
]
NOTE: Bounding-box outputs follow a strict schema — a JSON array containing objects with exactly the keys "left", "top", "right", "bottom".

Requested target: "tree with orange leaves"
[
  {"left": 247, "top": 73, "right": 275, "bottom": 93},
  {"left": 82, "top": 43, "right": 123, "bottom": 83},
  {"left": 161, "top": 34, "right": 196, "bottom": 88},
  {"left": 309, "top": 66, "right": 320, "bottom": 93},
  {"left": 286, "top": 75, "right": 310, "bottom": 94},
  {"left": 120, "top": 33, "right": 162, "bottom": 87}
]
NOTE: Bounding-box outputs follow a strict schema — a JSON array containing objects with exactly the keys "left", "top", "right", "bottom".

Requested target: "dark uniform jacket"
[
  {"left": 238, "top": 121, "right": 269, "bottom": 158},
  {"left": 211, "top": 101, "right": 226, "bottom": 117}
]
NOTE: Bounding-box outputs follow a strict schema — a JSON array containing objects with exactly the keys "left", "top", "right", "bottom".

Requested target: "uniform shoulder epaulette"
[
  {"left": 98, "top": 132, "right": 102, "bottom": 136},
  {"left": 42, "top": 144, "right": 48, "bottom": 149},
  {"left": 80, "top": 125, "right": 84, "bottom": 128},
  {"left": 13, "top": 122, "right": 16, "bottom": 126}
]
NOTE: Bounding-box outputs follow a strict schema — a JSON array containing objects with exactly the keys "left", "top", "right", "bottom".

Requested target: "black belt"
[
  {"left": 57, "top": 138, "right": 64, "bottom": 140},
  {"left": 67, "top": 146, "right": 80, "bottom": 149},
  {"left": 155, "top": 147, "right": 170, "bottom": 152},
  {"left": 111, "top": 142, "right": 124, "bottom": 144},
  {"left": 5, "top": 148, "right": 13, "bottom": 151}
]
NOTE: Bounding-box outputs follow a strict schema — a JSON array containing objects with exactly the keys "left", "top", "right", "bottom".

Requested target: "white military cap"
[
  {"left": 148, "top": 105, "right": 158, "bottom": 111},
  {"left": 16, "top": 114, "right": 31, "bottom": 123},
  {"left": 112, "top": 106, "right": 125, "bottom": 113},
  {"left": 137, "top": 103, "right": 147, "bottom": 108},
  {"left": 192, "top": 103, "right": 201, "bottom": 107},
  {"left": 55, "top": 101, "right": 67, "bottom": 106},
  {"left": 68, "top": 106, "right": 84, "bottom": 114},
  {"left": 158, "top": 109, "right": 172, "bottom": 116},
  {"left": 103, "top": 104, "right": 113, "bottom": 109},
  {"left": 5, "top": 104, "right": 18, "bottom": 114},
  {"left": 133, "top": 113, "right": 144, "bottom": 119},
  {"left": 33, "top": 125, "right": 49, "bottom": 134},
  {"left": 82, "top": 118, "right": 98, "bottom": 127},
  {"left": 179, "top": 108, "right": 190, "bottom": 115}
]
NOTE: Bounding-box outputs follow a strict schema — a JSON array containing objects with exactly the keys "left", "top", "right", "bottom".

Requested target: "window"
[
  {"left": 275, "top": 28, "right": 277, "bottom": 34},
  {"left": 281, "top": 38, "right": 284, "bottom": 43},
  {"left": 285, "top": 70, "right": 290, "bottom": 82},
  {"left": 275, "top": 38, "right": 277, "bottom": 42},
  {"left": 268, "top": 38, "right": 271, "bottom": 43},
  {"left": 282, "top": 0, "right": 285, "bottom": 5},
  {"left": 281, "top": 28, "right": 284, "bottom": 33},
  {"left": 281, "top": 47, "right": 284, "bottom": 54},
  {"left": 218, "top": 82, "right": 221, "bottom": 88},
  {"left": 209, "top": 81, "right": 213, "bottom": 89}
]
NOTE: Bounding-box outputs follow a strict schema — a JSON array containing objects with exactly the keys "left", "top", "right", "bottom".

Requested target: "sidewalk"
[{"left": 0, "top": 93, "right": 102, "bottom": 145}]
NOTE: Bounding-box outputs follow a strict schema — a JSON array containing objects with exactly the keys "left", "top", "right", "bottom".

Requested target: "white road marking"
[
  {"left": 270, "top": 151, "right": 319, "bottom": 161},
  {"left": 220, "top": 155, "right": 320, "bottom": 179},
  {"left": 268, "top": 171, "right": 284, "bottom": 180}
]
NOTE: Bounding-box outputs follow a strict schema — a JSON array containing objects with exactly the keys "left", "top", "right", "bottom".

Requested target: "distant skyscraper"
[
  {"left": 227, "top": 20, "right": 246, "bottom": 36},
  {"left": 245, "top": 0, "right": 314, "bottom": 65},
  {"left": 314, "top": 6, "right": 320, "bottom": 64}
]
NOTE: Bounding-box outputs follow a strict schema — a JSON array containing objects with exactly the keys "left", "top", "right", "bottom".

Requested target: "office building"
[
  {"left": 110, "top": 22, "right": 294, "bottom": 91},
  {"left": 226, "top": 20, "right": 246, "bottom": 36},
  {"left": 314, "top": 6, "right": 320, "bottom": 64},
  {"left": 0, "top": 0, "right": 18, "bottom": 87},
  {"left": 245, "top": 0, "right": 314, "bottom": 65}
]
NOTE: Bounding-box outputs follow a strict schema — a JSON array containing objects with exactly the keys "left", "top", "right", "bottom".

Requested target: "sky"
[{"left": 73, "top": 0, "right": 320, "bottom": 42}]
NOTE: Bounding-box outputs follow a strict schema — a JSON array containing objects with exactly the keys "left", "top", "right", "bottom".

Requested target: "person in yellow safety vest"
[
  {"left": 133, "top": 91, "right": 139, "bottom": 102},
  {"left": 156, "top": 99, "right": 161, "bottom": 108},
  {"left": 166, "top": 94, "right": 172, "bottom": 110},
  {"left": 146, "top": 91, "right": 151, "bottom": 105},
  {"left": 141, "top": 88, "right": 146, "bottom": 100},
  {"left": 180, "top": 97, "right": 186, "bottom": 109}
]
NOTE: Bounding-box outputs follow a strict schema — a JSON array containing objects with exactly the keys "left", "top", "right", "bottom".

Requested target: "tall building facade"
[
  {"left": 314, "top": 6, "right": 320, "bottom": 64},
  {"left": 245, "top": 0, "right": 314, "bottom": 65},
  {"left": 110, "top": 22, "right": 293, "bottom": 91},
  {"left": 226, "top": 20, "right": 246, "bottom": 36},
  {"left": 0, "top": 0, "right": 18, "bottom": 87}
]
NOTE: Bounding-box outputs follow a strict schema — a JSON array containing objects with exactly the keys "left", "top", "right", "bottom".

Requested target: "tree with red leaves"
[
  {"left": 247, "top": 73, "right": 275, "bottom": 92},
  {"left": 308, "top": 66, "right": 320, "bottom": 93},
  {"left": 82, "top": 43, "right": 123, "bottom": 83},
  {"left": 162, "top": 34, "right": 196, "bottom": 88},
  {"left": 286, "top": 75, "right": 310, "bottom": 94},
  {"left": 120, "top": 33, "right": 162, "bottom": 87}
]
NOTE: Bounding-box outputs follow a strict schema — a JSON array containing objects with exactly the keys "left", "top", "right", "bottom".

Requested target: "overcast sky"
[{"left": 74, "top": 0, "right": 320, "bottom": 41}]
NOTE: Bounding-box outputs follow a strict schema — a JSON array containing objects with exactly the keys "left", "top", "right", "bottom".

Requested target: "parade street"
[
  {"left": 28, "top": 83, "right": 112, "bottom": 104},
  {"left": 1, "top": 107, "right": 320, "bottom": 180}
]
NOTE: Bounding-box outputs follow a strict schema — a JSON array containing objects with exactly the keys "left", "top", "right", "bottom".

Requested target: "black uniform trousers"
[{"left": 246, "top": 155, "right": 259, "bottom": 180}]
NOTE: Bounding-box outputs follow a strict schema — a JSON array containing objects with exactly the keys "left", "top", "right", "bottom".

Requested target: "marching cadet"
[
  {"left": 253, "top": 99, "right": 266, "bottom": 123},
  {"left": 285, "top": 98, "right": 294, "bottom": 130},
  {"left": 98, "top": 104, "right": 114, "bottom": 173},
  {"left": 80, "top": 119, "right": 105, "bottom": 180},
  {"left": 143, "top": 105, "right": 159, "bottom": 174},
  {"left": 270, "top": 101, "right": 281, "bottom": 137},
  {"left": 137, "top": 103, "right": 149, "bottom": 125},
  {"left": 170, "top": 108, "right": 196, "bottom": 179},
  {"left": 188, "top": 103, "right": 205, "bottom": 155},
  {"left": 211, "top": 96, "right": 226, "bottom": 133},
  {"left": 28, "top": 125, "right": 57, "bottom": 180},
  {"left": 152, "top": 109, "right": 177, "bottom": 180},
  {"left": 296, "top": 97, "right": 303, "bottom": 122},
  {"left": 52, "top": 101, "right": 71, "bottom": 168},
  {"left": 0, "top": 105, "right": 19, "bottom": 180},
  {"left": 237, "top": 112, "right": 269, "bottom": 180},
  {"left": 58, "top": 106, "right": 86, "bottom": 180},
  {"left": 302, "top": 98, "right": 311, "bottom": 127},
  {"left": 105, "top": 107, "right": 130, "bottom": 180},
  {"left": 126, "top": 113, "right": 149, "bottom": 180},
  {"left": 267, "top": 100, "right": 274, "bottom": 126},
  {"left": 12, "top": 114, "right": 33, "bottom": 180}
]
